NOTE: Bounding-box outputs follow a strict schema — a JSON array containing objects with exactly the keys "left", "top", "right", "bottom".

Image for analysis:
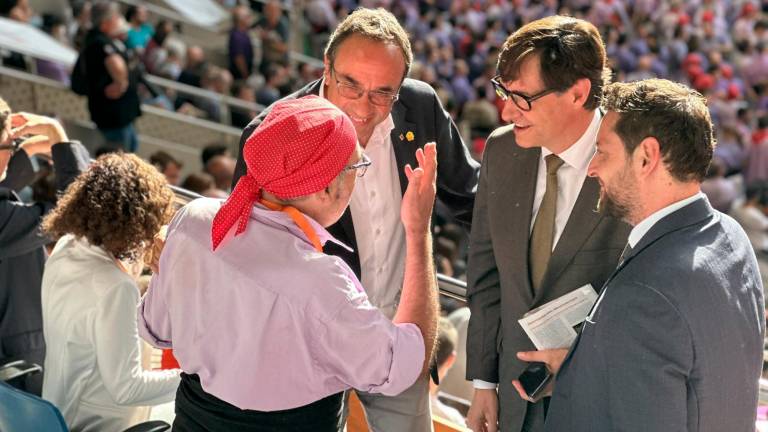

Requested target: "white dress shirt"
[
  {"left": 321, "top": 81, "right": 407, "bottom": 320},
  {"left": 41, "top": 235, "right": 180, "bottom": 432},
  {"left": 474, "top": 110, "right": 602, "bottom": 390}
]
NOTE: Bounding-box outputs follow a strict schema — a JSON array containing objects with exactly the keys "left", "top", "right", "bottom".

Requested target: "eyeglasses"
[
  {"left": 331, "top": 68, "right": 400, "bottom": 107},
  {"left": 491, "top": 75, "right": 556, "bottom": 112},
  {"left": 343, "top": 153, "right": 372, "bottom": 177}
]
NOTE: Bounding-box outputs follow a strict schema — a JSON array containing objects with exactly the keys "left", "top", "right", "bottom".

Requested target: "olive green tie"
[{"left": 529, "top": 154, "right": 565, "bottom": 292}]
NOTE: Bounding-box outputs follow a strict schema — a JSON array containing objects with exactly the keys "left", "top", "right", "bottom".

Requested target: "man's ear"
[
  {"left": 570, "top": 78, "right": 592, "bottom": 108},
  {"left": 634, "top": 137, "right": 662, "bottom": 177},
  {"left": 323, "top": 56, "right": 332, "bottom": 82}
]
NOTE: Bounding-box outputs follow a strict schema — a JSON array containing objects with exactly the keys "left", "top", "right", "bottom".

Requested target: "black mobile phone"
[{"left": 518, "top": 362, "right": 552, "bottom": 401}]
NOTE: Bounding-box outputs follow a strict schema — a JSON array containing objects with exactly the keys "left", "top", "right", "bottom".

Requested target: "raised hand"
[{"left": 401, "top": 142, "right": 437, "bottom": 236}]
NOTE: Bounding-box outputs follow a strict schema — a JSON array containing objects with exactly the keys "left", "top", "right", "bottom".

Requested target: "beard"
[{"left": 596, "top": 187, "right": 632, "bottom": 223}]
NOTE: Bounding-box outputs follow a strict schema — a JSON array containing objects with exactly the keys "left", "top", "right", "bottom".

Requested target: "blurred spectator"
[
  {"left": 228, "top": 5, "right": 254, "bottom": 80},
  {"left": 746, "top": 115, "right": 768, "bottom": 184},
  {"left": 256, "top": 0, "right": 289, "bottom": 73},
  {"left": 149, "top": 150, "right": 182, "bottom": 186},
  {"left": 701, "top": 158, "right": 739, "bottom": 213},
  {"left": 180, "top": 172, "right": 227, "bottom": 198},
  {"left": 231, "top": 80, "right": 257, "bottom": 128},
  {"left": 439, "top": 307, "right": 473, "bottom": 403},
  {"left": 201, "top": 144, "right": 229, "bottom": 167},
  {"left": 178, "top": 45, "right": 207, "bottom": 88},
  {"left": 69, "top": 0, "right": 92, "bottom": 50},
  {"left": 82, "top": 1, "right": 141, "bottom": 152},
  {"left": 196, "top": 65, "right": 233, "bottom": 121},
  {"left": 0, "top": 0, "right": 33, "bottom": 71},
  {"left": 730, "top": 181, "right": 768, "bottom": 253},
  {"left": 0, "top": 100, "right": 89, "bottom": 396},
  {"left": 40, "top": 153, "right": 180, "bottom": 431},
  {"left": 36, "top": 14, "right": 71, "bottom": 85},
  {"left": 156, "top": 39, "right": 186, "bottom": 80},
  {"left": 142, "top": 19, "right": 173, "bottom": 75},
  {"left": 125, "top": 5, "right": 153, "bottom": 51},
  {"left": 205, "top": 153, "right": 235, "bottom": 192},
  {"left": 255, "top": 63, "right": 286, "bottom": 106},
  {"left": 431, "top": 317, "right": 465, "bottom": 426}
]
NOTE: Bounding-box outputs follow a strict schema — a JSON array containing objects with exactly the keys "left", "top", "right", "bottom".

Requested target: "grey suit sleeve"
[
  {"left": 465, "top": 146, "right": 501, "bottom": 382},
  {"left": 598, "top": 281, "right": 693, "bottom": 431},
  {"left": 431, "top": 90, "right": 479, "bottom": 227}
]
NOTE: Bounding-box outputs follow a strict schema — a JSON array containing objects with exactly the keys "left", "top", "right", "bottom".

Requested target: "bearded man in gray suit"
[
  {"left": 465, "top": 16, "right": 630, "bottom": 432},
  {"left": 525, "top": 79, "right": 764, "bottom": 432}
]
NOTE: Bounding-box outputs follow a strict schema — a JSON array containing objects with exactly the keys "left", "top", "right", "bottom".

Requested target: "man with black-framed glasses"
[
  {"left": 233, "top": 8, "right": 479, "bottom": 432},
  {"left": 465, "top": 16, "right": 631, "bottom": 432}
]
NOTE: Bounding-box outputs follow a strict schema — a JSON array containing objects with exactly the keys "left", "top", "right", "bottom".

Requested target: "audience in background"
[{"left": 431, "top": 317, "right": 466, "bottom": 427}]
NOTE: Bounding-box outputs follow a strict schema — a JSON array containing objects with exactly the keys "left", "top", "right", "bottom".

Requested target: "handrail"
[{"left": 167, "top": 186, "right": 469, "bottom": 301}]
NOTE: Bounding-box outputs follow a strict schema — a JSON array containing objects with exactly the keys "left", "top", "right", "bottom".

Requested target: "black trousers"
[{"left": 174, "top": 373, "right": 343, "bottom": 432}]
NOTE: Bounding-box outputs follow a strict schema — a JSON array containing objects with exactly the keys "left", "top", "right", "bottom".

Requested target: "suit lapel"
[
  {"left": 494, "top": 139, "right": 540, "bottom": 303},
  {"left": 535, "top": 177, "right": 603, "bottom": 304},
  {"left": 389, "top": 102, "right": 419, "bottom": 196}
]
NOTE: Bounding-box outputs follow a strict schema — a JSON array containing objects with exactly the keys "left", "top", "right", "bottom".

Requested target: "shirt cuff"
[
  {"left": 473, "top": 379, "right": 498, "bottom": 389},
  {"left": 369, "top": 322, "right": 424, "bottom": 396}
]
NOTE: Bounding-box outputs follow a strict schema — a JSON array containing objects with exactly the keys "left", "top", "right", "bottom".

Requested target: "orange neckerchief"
[{"left": 260, "top": 198, "right": 323, "bottom": 252}]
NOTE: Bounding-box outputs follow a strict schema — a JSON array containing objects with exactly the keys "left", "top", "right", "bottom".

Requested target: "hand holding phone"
[{"left": 518, "top": 362, "right": 552, "bottom": 401}]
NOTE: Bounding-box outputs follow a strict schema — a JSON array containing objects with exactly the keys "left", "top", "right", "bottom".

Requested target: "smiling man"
[
  {"left": 465, "top": 16, "right": 630, "bottom": 432},
  {"left": 232, "top": 8, "right": 479, "bottom": 432},
  {"left": 537, "top": 79, "right": 765, "bottom": 432}
]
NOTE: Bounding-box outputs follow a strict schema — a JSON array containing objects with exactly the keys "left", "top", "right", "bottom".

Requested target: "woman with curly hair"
[{"left": 40, "top": 153, "right": 181, "bottom": 432}]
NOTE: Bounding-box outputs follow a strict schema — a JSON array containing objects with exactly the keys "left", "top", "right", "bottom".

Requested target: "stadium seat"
[{"left": 0, "top": 361, "right": 171, "bottom": 432}]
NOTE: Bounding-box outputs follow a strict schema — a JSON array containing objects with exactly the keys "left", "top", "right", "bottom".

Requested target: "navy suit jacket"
[
  {"left": 233, "top": 78, "right": 479, "bottom": 278},
  {"left": 546, "top": 196, "right": 765, "bottom": 432}
]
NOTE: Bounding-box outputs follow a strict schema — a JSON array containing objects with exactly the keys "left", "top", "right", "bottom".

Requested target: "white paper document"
[{"left": 518, "top": 285, "right": 598, "bottom": 350}]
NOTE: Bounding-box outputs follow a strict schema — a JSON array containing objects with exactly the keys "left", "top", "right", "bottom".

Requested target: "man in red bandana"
[{"left": 138, "top": 95, "right": 439, "bottom": 432}]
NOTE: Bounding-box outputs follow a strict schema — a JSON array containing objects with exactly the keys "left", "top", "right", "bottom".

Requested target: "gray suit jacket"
[
  {"left": 546, "top": 196, "right": 765, "bottom": 432},
  {"left": 465, "top": 125, "right": 630, "bottom": 431}
]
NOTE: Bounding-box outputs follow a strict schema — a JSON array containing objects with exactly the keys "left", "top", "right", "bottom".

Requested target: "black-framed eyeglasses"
[
  {"left": 491, "top": 75, "right": 556, "bottom": 112},
  {"left": 343, "top": 153, "right": 372, "bottom": 177},
  {"left": 331, "top": 68, "right": 400, "bottom": 107}
]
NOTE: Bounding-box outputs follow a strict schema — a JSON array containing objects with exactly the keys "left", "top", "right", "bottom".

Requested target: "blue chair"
[{"left": 0, "top": 360, "right": 170, "bottom": 432}]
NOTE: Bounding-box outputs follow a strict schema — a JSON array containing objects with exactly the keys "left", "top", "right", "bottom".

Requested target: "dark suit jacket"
[
  {"left": 0, "top": 141, "right": 90, "bottom": 395},
  {"left": 465, "top": 125, "right": 630, "bottom": 431},
  {"left": 546, "top": 196, "right": 765, "bottom": 432},
  {"left": 233, "top": 78, "right": 479, "bottom": 278}
]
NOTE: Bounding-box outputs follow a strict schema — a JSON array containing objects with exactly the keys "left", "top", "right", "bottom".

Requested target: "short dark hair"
[
  {"left": 602, "top": 79, "right": 714, "bottom": 183},
  {"left": 324, "top": 8, "right": 412, "bottom": 80},
  {"left": 149, "top": 150, "right": 182, "bottom": 171},
  {"left": 497, "top": 15, "right": 609, "bottom": 111},
  {"left": 42, "top": 153, "right": 174, "bottom": 260},
  {"left": 201, "top": 144, "right": 228, "bottom": 167}
]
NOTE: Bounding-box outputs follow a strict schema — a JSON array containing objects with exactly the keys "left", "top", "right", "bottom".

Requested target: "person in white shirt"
[
  {"left": 430, "top": 317, "right": 467, "bottom": 427},
  {"left": 40, "top": 153, "right": 180, "bottom": 432}
]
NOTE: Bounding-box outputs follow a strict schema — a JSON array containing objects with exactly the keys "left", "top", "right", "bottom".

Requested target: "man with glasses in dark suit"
[
  {"left": 233, "top": 8, "right": 479, "bottom": 432},
  {"left": 465, "top": 16, "right": 630, "bottom": 432}
]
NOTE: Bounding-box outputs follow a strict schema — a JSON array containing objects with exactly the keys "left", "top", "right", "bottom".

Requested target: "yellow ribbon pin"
[{"left": 405, "top": 131, "right": 415, "bottom": 142}]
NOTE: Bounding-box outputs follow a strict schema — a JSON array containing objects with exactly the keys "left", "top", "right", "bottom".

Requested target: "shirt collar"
[
  {"left": 628, "top": 192, "right": 705, "bottom": 248},
  {"left": 541, "top": 110, "right": 601, "bottom": 171},
  {"left": 251, "top": 203, "right": 353, "bottom": 252},
  {"left": 319, "top": 78, "right": 395, "bottom": 147}
]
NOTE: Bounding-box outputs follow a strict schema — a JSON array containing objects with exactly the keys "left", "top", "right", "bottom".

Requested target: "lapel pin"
[
  {"left": 406, "top": 131, "right": 415, "bottom": 142},
  {"left": 399, "top": 133, "right": 405, "bottom": 141}
]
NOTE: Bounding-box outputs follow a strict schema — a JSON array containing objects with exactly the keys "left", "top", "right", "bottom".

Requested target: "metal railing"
[{"left": 169, "top": 185, "right": 469, "bottom": 301}]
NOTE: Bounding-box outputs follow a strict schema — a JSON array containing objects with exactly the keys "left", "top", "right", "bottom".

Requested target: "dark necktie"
[{"left": 529, "top": 154, "right": 565, "bottom": 292}]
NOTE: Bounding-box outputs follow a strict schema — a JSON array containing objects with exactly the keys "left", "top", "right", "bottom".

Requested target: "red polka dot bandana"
[{"left": 211, "top": 95, "right": 357, "bottom": 251}]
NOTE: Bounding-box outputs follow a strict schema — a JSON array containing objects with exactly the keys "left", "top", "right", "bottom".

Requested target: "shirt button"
[
  {"left": 371, "top": 190, "right": 376, "bottom": 198},
  {"left": 375, "top": 228, "right": 381, "bottom": 236}
]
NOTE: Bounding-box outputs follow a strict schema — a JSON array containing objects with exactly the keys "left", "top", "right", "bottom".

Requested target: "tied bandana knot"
[
  {"left": 211, "top": 175, "right": 262, "bottom": 251},
  {"left": 210, "top": 95, "right": 357, "bottom": 251}
]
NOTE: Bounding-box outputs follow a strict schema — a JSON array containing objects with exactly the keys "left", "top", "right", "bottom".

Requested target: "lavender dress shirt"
[{"left": 138, "top": 198, "right": 424, "bottom": 411}]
